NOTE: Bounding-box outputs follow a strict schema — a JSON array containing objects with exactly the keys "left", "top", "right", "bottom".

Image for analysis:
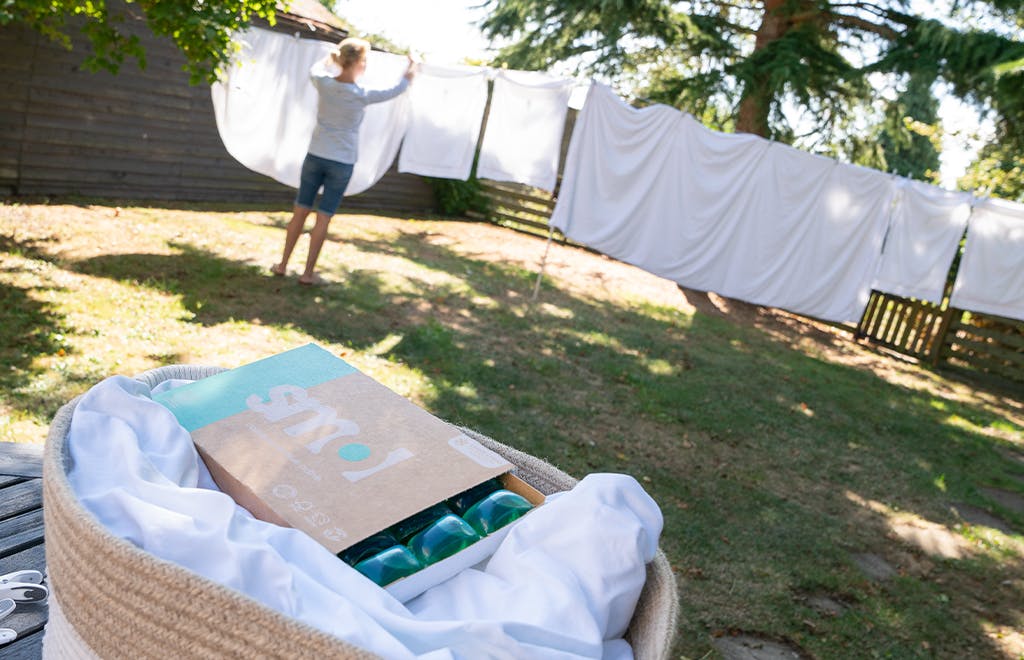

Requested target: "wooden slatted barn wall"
[{"left": 0, "top": 19, "right": 434, "bottom": 212}]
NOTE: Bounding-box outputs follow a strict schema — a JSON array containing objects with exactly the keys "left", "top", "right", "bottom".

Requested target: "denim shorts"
[{"left": 295, "top": 153, "right": 354, "bottom": 215}]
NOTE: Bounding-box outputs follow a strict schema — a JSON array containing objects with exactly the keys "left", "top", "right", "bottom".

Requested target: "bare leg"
[
  {"left": 299, "top": 211, "right": 333, "bottom": 284},
  {"left": 274, "top": 205, "right": 312, "bottom": 275}
]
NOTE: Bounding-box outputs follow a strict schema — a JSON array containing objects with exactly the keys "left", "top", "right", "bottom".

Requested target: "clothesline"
[
  {"left": 213, "top": 27, "right": 577, "bottom": 193},
  {"left": 209, "top": 27, "right": 1023, "bottom": 324},
  {"left": 593, "top": 88, "right": 1023, "bottom": 324},
  {"left": 549, "top": 82, "right": 1024, "bottom": 323},
  {"left": 282, "top": 27, "right": 593, "bottom": 88}
]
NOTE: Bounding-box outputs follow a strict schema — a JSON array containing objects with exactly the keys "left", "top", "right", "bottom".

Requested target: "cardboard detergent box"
[{"left": 153, "top": 343, "right": 544, "bottom": 600}]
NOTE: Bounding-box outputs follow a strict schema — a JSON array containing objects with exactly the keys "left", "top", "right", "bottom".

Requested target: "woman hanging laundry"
[{"left": 272, "top": 38, "right": 416, "bottom": 286}]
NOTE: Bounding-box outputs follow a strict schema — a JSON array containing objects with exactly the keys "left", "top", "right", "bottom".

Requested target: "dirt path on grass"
[{"left": 405, "top": 216, "right": 1024, "bottom": 431}]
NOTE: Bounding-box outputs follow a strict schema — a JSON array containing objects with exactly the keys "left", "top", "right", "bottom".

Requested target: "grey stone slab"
[
  {"left": 714, "top": 634, "right": 803, "bottom": 660},
  {"left": 851, "top": 552, "right": 896, "bottom": 581},
  {"left": 979, "top": 486, "right": 1024, "bottom": 515},
  {"left": 806, "top": 595, "right": 846, "bottom": 617},
  {"left": 950, "top": 501, "right": 1018, "bottom": 536}
]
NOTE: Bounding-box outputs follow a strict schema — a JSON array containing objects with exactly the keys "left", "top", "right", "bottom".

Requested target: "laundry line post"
[{"left": 531, "top": 226, "right": 556, "bottom": 301}]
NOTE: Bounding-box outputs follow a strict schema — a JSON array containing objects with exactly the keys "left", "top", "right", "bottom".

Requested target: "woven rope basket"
[{"left": 43, "top": 365, "right": 679, "bottom": 659}]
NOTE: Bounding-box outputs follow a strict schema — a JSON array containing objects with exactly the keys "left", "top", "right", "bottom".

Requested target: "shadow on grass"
[
  {"left": 0, "top": 233, "right": 69, "bottom": 402},
  {"left": 64, "top": 233, "right": 1024, "bottom": 658}
]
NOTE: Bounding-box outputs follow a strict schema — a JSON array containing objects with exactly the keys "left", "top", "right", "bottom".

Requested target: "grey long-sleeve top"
[{"left": 307, "top": 74, "right": 410, "bottom": 164}]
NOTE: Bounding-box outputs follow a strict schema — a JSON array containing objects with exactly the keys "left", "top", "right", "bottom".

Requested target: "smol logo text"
[
  {"left": 246, "top": 384, "right": 414, "bottom": 483},
  {"left": 246, "top": 384, "right": 359, "bottom": 454}
]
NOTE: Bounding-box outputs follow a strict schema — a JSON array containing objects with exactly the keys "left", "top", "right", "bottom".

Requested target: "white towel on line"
[
  {"left": 398, "top": 63, "right": 490, "bottom": 181},
  {"left": 872, "top": 179, "right": 972, "bottom": 304},
  {"left": 65, "top": 374, "right": 661, "bottom": 659},
  {"left": 552, "top": 83, "right": 895, "bottom": 323},
  {"left": 950, "top": 197, "right": 1024, "bottom": 321},
  {"left": 210, "top": 27, "right": 411, "bottom": 197},
  {"left": 476, "top": 70, "right": 573, "bottom": 192},
  {"left": 719, "top": 140, "right": 896, "bottom": 322}
]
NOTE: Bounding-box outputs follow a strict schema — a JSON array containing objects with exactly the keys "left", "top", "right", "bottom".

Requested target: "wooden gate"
[
  {"left": 856, "top": 291, "right": 1023, "bottom": 382},
  {"left": 854, "top": 291, "right": 954, "bottom": 362}
]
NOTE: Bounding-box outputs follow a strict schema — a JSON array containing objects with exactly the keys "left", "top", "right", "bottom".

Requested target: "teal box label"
[{"left": 153, "top": 343, "right": 357, "bottom": 432}]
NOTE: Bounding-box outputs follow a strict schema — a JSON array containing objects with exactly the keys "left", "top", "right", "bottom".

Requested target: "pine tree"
[
  {"left": 876, "top": 72, "right": 942, "bottom": 182},
  {"left": 480, "top": 0, "right": 1024, "bottom": 155}
]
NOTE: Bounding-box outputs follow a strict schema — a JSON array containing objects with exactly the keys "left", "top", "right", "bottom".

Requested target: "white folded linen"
[
  {"left": 210, "top": 27, "right": 411, "bottom": 196},
  {"left": 872, "top": 179, "right": 972, "bottom": 303},
  {"left": 476, "top": 70, "right": 574, "bottom": 191},
  {"left": 397, "top": 63, "right": 490, "bottom": 180},
  {"left": 552, "top": 83, "right": 895, "bottom": 323},
  {"left": 950, "top": 197, "right": 1024, "bottom": 320},
  {"left": 66, "top": 375, "right": 661, "bottom": 659}
]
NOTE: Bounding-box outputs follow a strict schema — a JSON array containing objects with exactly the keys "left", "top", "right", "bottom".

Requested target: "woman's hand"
[{"left": 404, "top": 54, "right": 418, "bottom": 81}]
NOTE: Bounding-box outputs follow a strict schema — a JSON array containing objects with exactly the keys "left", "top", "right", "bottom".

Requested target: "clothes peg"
[
  {"left": 0, "top": 580, "right": 48, "bottom": 605},
  {"left": 0, "top": 570, "right": 43, "bottom": 586},
  {"left": 0, "top": 598, "right": 15, "bottom": 646}
]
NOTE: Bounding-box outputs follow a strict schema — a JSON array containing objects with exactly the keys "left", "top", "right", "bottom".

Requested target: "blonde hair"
[{"left": 332, "top": 37, "right": 369, "bottom": 69}]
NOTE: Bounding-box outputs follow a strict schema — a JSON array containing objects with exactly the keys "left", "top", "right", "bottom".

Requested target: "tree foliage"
[
  {"left": 875, "top": 72, "right": 942, "bottom": 182},
  {"left": 959, "top": 139, "right": 1024, "bottom": 201},
  {"left": 1, "top": 0, "right": 279, "bottom": 84},
  {"left": 480, "top": 0, "right": 1024, "bottom": 160}
]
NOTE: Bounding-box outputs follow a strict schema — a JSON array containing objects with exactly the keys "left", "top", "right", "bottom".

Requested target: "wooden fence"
[
  {"left": 469, "top": 107, "right": 577, "bottom": 240},
  {"left": 470, "top": 180, "right": 557, "bottom": 235},
  {"left": 943, "top": 312, "right": 1024, "bottom": 382}
]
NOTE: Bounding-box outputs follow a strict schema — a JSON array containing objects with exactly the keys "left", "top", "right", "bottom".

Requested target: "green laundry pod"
[
  {"left": 389, "top": 501, "right": 455, "bottom": 543},
  {"left": 446, "top": 477, "right": 503, "bottom": 515},
  {"left": 407, "top": 514, "right": 481, "bottom": 566},
  {"left": 354, "top": 545, "right": 423, "bottom": 587},
  {"left": 462, "top": 490, "right": 533, "bottom": 537},
  {"left": 337, "top": 529, "right": 401, "bottom": 567}
]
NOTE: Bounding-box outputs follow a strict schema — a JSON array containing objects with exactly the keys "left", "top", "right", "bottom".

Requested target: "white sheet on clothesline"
[
  {"left": 397, "top": 63, "right": 490, "bottom": 181},
  {"left": 950, "top": 197, "right": 1024, "bottom": 321},
  {"left": 551, "top": 83, "right": 895, "bottom": 323},
  {"left": 210, "top": 27, "right": 411, "bottom": 196},
  {"left": 871, "top": 179, "right": 972, "bottom": 304},
  {"left": 65, "top": 374, "right": 661, "bottom": 659},
  {"left": 476, "top": 70, "right": 573, "bottom": 192}
]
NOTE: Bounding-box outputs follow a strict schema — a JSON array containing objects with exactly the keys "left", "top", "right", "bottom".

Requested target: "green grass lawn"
[{"left": 2, "top": 199, "right": 1022, "bottom": 658}]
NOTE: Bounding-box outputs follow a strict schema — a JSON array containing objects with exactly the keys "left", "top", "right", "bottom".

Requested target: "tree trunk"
[{"left": 735, "top": 0, "right": 791, "bottom": 136}]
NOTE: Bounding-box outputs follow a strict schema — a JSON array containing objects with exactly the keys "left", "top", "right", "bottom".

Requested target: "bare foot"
[
  {"left": 270, "top": 263, "right": 287, "bottom": 277},
  {"left": 298, "top": 273, "right": 327, "bottom": 286}
]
